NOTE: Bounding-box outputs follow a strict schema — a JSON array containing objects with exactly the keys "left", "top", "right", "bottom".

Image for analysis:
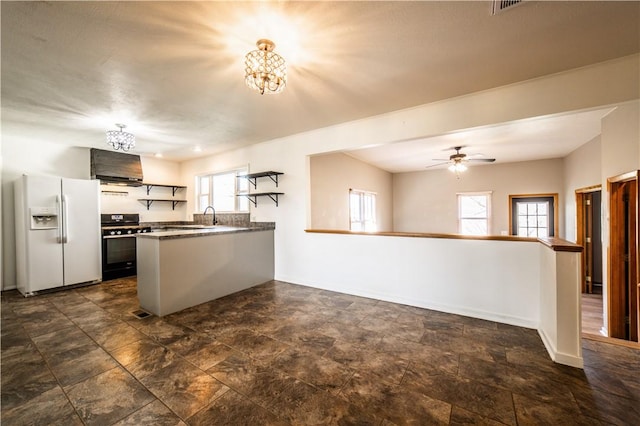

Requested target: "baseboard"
[
  {"left": 538, "top": 327, "right": 584, "bottom": 368},
  {"left": 554, "top": 351, "right": 584, "bottom": 368},
  {"left": 277, "top": 275, "right": 539, "bottom": 329},
  {"left": 582, "top": 332, "right": 640, "bottom": 349},
  {"left": 538, "top": 327, "right": 557, "bottom": 363}
]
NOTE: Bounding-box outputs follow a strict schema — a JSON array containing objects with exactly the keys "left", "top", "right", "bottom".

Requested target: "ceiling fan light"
[{"left": 448, "top": 162, "right": 467, "bottom": 173}]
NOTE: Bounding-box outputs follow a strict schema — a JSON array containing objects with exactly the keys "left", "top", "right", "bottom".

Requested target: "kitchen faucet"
[{"left": 203, "top": 206, "right": 218, "bottom": 225}]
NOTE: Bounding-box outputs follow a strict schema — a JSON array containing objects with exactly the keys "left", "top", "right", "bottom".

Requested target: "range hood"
[{"left": 90, "top": 148, "right": 143, "bottom": 186}]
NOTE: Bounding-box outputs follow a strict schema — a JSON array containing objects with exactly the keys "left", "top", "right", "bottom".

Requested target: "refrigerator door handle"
[
  {"left": 62, "top": 194, "right": 69, "bottom": 244},
  {"left": 56, "top": 195, "right": 63, "bottom": 243}
]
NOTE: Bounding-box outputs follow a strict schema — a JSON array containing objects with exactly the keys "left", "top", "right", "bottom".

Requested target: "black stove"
[
  {"left": 100, "top": 214, "right": 151, "bottom": 235},
  {"left": 100, "top": 214, "right": 150, "bottom": 280}
]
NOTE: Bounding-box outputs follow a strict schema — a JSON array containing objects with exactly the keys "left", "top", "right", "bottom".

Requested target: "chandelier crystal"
[
  {"left": 244, "top": 39, "right": 286, "bottom": 95},
  {"left": 106, "top": 123, "right": 135, "bottom": 151}
]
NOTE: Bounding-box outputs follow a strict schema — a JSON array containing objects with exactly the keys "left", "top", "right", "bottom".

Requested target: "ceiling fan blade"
[
  {"left": 468, "top": 158, "right": 496, "bottom": 163},
  {"left": 431, "top": 158, "right": 450, "bottom": 162},
  {"left": 425, "top": 161, "right": 449, "bottom": 169}
]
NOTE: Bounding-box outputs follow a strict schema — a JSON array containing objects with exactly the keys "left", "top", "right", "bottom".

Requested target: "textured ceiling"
[
  {"left": 1, "top": 1, "right": 639, "bottom": 162},
  {"left": 346, "top": 107, "right": 615, "bottom": 173}
]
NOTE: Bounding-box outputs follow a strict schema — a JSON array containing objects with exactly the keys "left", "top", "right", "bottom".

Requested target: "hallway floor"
[
  {"left": 2, "top": 278, "right": 639, "bottom": 425},
  {"left": 582, "top": 292, "right": 604, "bottom": 336}
]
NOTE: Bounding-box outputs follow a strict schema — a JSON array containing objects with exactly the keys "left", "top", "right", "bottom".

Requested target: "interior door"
[
  {"left": 584, "top": 193, "right": 594, "bottom": 293},
  {"left": 609, "top": 175, "right": 639, "bottom": 342}
]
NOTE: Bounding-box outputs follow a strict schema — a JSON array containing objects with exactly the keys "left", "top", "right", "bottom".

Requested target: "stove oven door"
[{"left": 102, "top": 234, "right": 137, "bottom": 280}]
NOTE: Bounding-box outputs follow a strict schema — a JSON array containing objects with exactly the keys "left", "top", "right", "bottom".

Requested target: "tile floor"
[{"left": 2, "top": 278, "right": 639, "bottom": 425}]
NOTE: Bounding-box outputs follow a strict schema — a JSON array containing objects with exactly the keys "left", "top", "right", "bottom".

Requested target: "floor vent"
[
  {"left": 491, "top": 0, "right": 524, "bottom": 15},
  {"left": 132, "top": 309, "right": 151, "bottom": 319}
]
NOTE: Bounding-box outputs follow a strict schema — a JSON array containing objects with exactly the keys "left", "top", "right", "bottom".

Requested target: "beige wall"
[
  {"left": 393, "top": 159, "right": 564, "bottom": 235},
  {"left": 599, "top": 100, "right": 640, "bottom": 333},
  {"left": 310, "top": 152, "right": 393, "bottom": 231},
  {"left": 601, "top": 101, "right": 640, "bottom": 179},
  {"left": 562, "top": 135, "right": 602, "bottom": 242}
]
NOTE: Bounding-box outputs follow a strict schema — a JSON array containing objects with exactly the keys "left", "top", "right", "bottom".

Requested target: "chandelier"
[
  {"left": 244, "top": 39, "right": 286, "bottom": 95},
  {"left": 106, "top": 124, "right": 135, "bottom": 151}
]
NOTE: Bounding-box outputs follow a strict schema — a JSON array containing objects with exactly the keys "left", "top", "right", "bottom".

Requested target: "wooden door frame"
[
  {"left": 608, "top": 170, "right": 639, "bottom": 341},
  {"left": 576, "top": 185, "right": 602, "bottom": 294}
]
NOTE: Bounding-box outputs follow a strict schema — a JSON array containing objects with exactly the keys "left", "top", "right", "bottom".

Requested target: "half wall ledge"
[{"left": 305, "top": 229, "right": 582, "bottom": 252}]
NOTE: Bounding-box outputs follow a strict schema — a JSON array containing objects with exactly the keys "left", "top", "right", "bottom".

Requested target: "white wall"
[
  {"left": 393, "top": 159, "right": 564, "bottom": 235},
  {"left": 305, "top": 233, "right": 542, "bottom": 327},
  {"left": 100, "top": 157, "right": 186, "bottom": 223},
  {"left": 0, "top": 140, "right": 184, "bottom": 289},
  {"left": 179, "top": 151, "right": 253, "bottom": 219},
  {"left": 310, "top": 152, "right": 393, "bottom": 231},
  {"left": 538, "top": 247, "right": 583, "bottom": 367},
  {"left": 562, "top": 135, "right": 602, "bottom": 243},
  {"left": 1, "top": 141, "right": 90, "bottom": 290}
]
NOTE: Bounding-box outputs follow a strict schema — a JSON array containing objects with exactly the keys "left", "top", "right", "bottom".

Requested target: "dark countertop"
[{"left": 138, "top": 225, "right": 273, "bottom": 240}]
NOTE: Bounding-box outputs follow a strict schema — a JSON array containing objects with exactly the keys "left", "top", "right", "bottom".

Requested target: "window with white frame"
[
  {"left": 195, "top": 167, "right": 249, "bottom": 213},
  {"left": 457, "top": 192, "right": 491, "bottom": 235},
  {"left": 350, "top": 189, "right": 377, "bottom": 232}
]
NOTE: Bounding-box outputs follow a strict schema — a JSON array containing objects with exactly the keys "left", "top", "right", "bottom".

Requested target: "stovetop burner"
[
  {"left": 102, "top": 225, "right": 149, "bottom": 230},
  {"left": 102, "top": 226, "right": 151, "bottom": 236},
  {"left": 101, "top": 213, "right": 151, "bottom": 236}
]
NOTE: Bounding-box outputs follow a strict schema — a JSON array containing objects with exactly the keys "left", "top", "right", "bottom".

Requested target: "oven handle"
[{"left": 102, "top": 234, "right": 139, "bottom": 239}]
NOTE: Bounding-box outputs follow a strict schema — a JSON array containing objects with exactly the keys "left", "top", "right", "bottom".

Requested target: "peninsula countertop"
[
  {"left": 138, "top": 225, "right": 273, "bottom": 240},
  {"left": 136, "top": 223, "right": 275, "bottom": 316}
]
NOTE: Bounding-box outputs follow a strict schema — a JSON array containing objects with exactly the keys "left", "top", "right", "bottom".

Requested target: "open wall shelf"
[
  {"left": 143, "top": 183, "right": 186, "bottom": 197},
  {"left": 138, "top": 199, "right": 186, "bottom": 210},
  {"left": 237, "top": 171, "right": 283, "bottom": 189},
  {"left": 236, "top": 171, "right": 284, "bottom": 206},
  {"left": 237, "top": 192, "right": 284, "bottom": 207}
]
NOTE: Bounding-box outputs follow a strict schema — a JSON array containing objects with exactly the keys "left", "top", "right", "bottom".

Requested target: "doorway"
[
  {"left": 576, "top": 186, "right": 603, "bottom": 335},
  {"left": 608, "top": 171, "right": 639, "bottom": 342}
]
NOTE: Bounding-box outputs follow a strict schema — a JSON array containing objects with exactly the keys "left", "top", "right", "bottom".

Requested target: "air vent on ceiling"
[{"left": 491, "top": 0, "right": 524, "bottom": 15}]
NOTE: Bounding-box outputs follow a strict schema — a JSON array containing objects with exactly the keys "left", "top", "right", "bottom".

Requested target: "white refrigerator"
[{"left": 14, "top": 175, "right": 102, "bottom": 295}]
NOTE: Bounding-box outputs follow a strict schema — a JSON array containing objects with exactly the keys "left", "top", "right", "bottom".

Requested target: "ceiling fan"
[{"left": 427, "top": 146, "right": 496, "bottom": 173}]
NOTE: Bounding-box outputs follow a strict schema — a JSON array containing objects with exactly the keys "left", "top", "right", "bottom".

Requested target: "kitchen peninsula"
[{"left": 136, "top": 225, "right": 274, "bottom": 316}]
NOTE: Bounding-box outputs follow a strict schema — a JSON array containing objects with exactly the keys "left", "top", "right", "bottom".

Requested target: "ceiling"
[
  {"left": 345, "top": 107, "right": 615, "bottom": 173},
  {"left": 1, "top": 1, "right": 639, "bottom": 163}
]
